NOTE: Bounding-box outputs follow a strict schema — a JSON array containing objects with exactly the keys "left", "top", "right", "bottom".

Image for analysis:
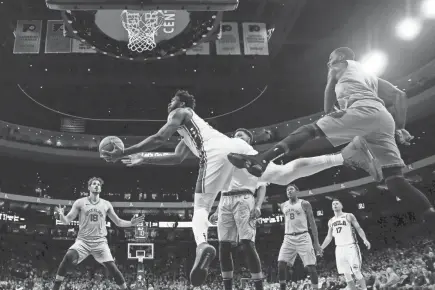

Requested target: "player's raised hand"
[
  {"left": 121, "top": 154, "right": 145, "bottom": 167},
  {"left": 131, "top": 215, "right": 145, "bottom": 226},
  {"left": 54, "top": 204, "right": 65, "bottom": 216},
  {"left": 100, "top": 143, "right": 124, "bottom": 163},
  {"left": 209, "top": 212, "right": 218, "bottom": 225},
  {"left": 363, "top": 239, "right": 371, "bottom": 250}
]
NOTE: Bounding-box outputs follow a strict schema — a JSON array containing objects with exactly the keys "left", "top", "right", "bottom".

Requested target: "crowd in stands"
[{"left": 1, "top": 231, "right": 435, "bottom": 290}]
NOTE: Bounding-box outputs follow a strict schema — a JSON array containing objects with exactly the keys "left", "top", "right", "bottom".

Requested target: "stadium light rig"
[
  {"left": 396, "top": 17, "right": 422, "bottom": 41},
  {"left": 422, "top": 0, "right": 435, "bottom": 18},
  {"left": 360, "top": 51, "right": 388, "bottom": 77}
]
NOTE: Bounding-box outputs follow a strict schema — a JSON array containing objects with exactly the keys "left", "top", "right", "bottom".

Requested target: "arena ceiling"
[{"left": 1, "top": 0, "right": 435, "bottom": 135}]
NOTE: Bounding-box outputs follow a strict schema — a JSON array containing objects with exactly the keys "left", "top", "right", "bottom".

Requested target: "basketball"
[{"left": 99, "top": 136, "right": 124, "bottom": 153}]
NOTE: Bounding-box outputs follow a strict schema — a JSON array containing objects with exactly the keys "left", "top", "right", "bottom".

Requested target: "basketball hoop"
[{"left": 120, "top": 10, "right": 165, "bottom": 52}]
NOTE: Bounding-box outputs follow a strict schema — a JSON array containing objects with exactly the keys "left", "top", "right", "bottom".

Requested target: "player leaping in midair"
[
  {"left": 227, "top": 47, "right": 435, "bottom": 223},
  {"left": 102, "top": 90, "right": 381, "bottom": 287},
  {"left": 53, "top": 177, "right": 144, "bottom": 290},
  {"left": 321, "top": 199, "right": 371, "bottom": 290}
]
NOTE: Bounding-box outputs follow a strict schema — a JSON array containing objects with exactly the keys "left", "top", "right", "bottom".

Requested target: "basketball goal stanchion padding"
[{"left": 120, "top": 10, "right": 165, "bottom": 52}]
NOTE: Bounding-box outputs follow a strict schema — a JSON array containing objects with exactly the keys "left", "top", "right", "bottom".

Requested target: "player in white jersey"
[
  {"left": 208, "top": 128, "right": 268, "bottom": 290},
  {"left": 52, "top": 177, "right": 144, "bottom": 290},
  {"left": 206, "top": 129, "right": 368, "bottom": 290},
  {"left": 102, "top": 90, "right": 383, "bottom": 287},
  {"left": 278, "top": 185, "right": 322, "bottom": 290},
  {"left": 321, "top": 199, "right": 371, "bottom": 290},
  {"left": 227, "top": 47, "right": 435, "bottom": 224},
  {"left": 101, "top": 90, "right": 257, "bottom": 286}
]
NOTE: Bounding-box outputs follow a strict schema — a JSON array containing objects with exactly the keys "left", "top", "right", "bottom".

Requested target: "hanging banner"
[
  {"left": 71, "top": 39, "right": 97, "bottom": 53},
  {"left": 13, "top": 20, "right": 42, "bottom": 54},
  {"left": 186, "top": 42, "right": 210, "bottom": 55},
  {"left": 242, "top": 22, "right": 269, "bottom": 55},
  {"left": 45, "top": 20, "right": 72, "bottom": 53},
  {"left": 215, "top": 22, "right": 241, "bottom": 55}
]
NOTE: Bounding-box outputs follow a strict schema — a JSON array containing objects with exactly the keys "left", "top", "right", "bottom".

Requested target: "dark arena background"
[{"left": 1, "top": 0, "right": 435, "bottom": 289}]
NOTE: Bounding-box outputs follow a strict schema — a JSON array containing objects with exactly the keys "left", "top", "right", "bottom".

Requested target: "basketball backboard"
[
  {"left": 46, "top": 0, "right": 239, "bottom": 11},
  {"left": 95, "top": 10, "right": 190, "bottom": 44},
  {"left": 128, "top": 243, "right": 154, "bottom": 260}
]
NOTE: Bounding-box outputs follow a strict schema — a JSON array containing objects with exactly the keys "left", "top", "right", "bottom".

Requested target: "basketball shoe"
[{"left": 190, "top": 242, "right": 216, "bottom": 287}]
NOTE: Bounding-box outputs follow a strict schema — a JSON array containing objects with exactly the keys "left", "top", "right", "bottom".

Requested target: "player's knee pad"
[
  {"left": 278, "top": 261, "right": 287, "bottom": 279},
  {"left": 306, "top": 266, "right": 318, "bottom": 283},
  {"left": 240, "top": 239, "right": 261, "bottom": 273},
  {"left": 353, "top": 270, "right": 363, "bottom": 280},
  {"left": 343, "top": 272, "right": 353, "bottom": 282},
  {"left": 219, "top": 242, "right": 233, "bottom": 272}
]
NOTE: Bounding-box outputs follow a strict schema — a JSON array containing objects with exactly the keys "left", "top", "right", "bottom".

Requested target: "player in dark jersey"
[
  {"left": 52, "top": 177, "right": 144, "bottom": 290},
  {"left": 227, "top": 47, "right": 435, "bottom": 223},
  {"left": 101, "top": 90, "right": 382, "bottom": 287}
]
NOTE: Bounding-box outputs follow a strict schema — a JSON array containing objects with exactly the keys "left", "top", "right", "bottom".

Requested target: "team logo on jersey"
[
  {"left": 352, "top": 264, "right": 359, "bottom": 269},
  {"left": 332, "top": 220, "right": 347, "bottom": 227},
  {"left": 85, "top": 208, "right": 104, "bottom": 218}
]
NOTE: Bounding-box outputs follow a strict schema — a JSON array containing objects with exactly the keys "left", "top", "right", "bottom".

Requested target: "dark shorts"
[{"left": 316, "top": 103, "right": 405, "bottom": 168}]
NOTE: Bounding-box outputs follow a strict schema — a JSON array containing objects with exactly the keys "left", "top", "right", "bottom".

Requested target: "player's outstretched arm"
[
  {"left": 122, "top": 108, "right": 187, "bottom": 157},
  {"left": 348, "top": 213, "right": 371, "bottom": 249},
  {"left": 55, "top": 200, "right": 80, "bottom": 225},
  {"left": 122, "top": 141, "right": 196, "bottom": 166},
  {"left": 378, "top": 78, "right": 407, "bottom": 130},
  {"left": 302, "top": 201, "right": 322, "bottom": 255},
  {"left": 107, "top": 203, "right": 144, "bottom": 227},
  {"left": 320, "top": 224, "right": 334, "bottom": 250}
]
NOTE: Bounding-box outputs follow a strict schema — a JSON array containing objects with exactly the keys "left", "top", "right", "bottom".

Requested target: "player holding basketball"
[
  {"left": 102, "top": 90, "right": 380, "bottom": 287},
  {"left": 227, "top": 47, "right": 435, "bottom": 222},
  {"left": 52, "top": 177, "right": 144, "bottom": 290},
  {"left": 278, "top": 184, "right": 321, "bottom": 290},
  {"left": 321, "top": 199, "right": 371, "bottom": 290}
]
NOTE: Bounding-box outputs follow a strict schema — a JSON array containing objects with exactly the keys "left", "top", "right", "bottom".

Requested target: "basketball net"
[{"left": 120, "top": 10, "right": 165, "bottom": 52}]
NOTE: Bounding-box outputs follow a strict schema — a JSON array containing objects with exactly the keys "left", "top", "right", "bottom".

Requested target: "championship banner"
[
  {"left": 215, "top": 22, "right": 241, "bottom": 55},
  {"left": 186, "top": 42, "right": 210, "bottom": 55},
  {"left": 13, "top": 20, "right": 42, "bottom": 54},
  {"left": 242, "top": 23, "right": 269, "bottom": 55},
  {"left": 71, "top": 39, "right": 97, "bottom": 53},
  {"left": 45, "top": 20, "right": 71, "bottom": 53}
]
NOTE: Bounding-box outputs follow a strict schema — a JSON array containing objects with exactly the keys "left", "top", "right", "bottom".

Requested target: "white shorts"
[
  {"left": 194, "top": 137, "right": 253, "bottom": 212},
  {"left": 217, "top": 193, "right": 256, "bottom": 243},
  {"left": 69, "top": 239, "right": 114, "bottom": 264},
  {"left": 278, "top": 233, "right": 316, "bottom": 267},
  {"left": 335, "top": 244, "right": 362, "bottom": 274}
]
